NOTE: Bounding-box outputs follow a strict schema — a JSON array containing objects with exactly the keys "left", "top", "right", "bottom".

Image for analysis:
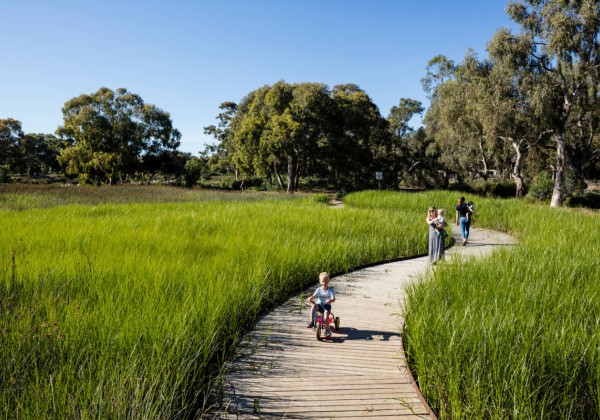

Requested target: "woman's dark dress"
[{"left": 428, "top": 223, "right": 445, "bottom": 263}]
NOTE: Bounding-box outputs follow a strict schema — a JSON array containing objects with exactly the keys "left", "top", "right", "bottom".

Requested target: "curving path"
[{"left": 215, "top": 226, "right": 515, "bottom": 419}]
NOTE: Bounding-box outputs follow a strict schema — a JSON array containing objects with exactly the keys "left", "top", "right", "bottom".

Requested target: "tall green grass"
[
  {"left": 347, "top": 191, "right": 600, "bottom": 419},
  {"left": 4, "top": 188, "right": 597, "bottom": 418},
  {"left": 0, "top": 184, "right": 295, "bottom": 210},
  {"left": 0, "top": 191, "right": 425, "bottom": 418}
]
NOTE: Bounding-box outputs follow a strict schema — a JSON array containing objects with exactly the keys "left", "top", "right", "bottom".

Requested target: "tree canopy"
[
  {"left": 418, "top": 0, "right": 600, "bottom": 205},
  {"left": 56, "top": 87, "right": 181, "bottom": 185},
  {"left": 206, "top": 81, "right": 392, "bottom": 192}
]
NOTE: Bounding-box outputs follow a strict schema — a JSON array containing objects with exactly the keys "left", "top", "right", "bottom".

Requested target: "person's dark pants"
[{"left": 315, "top": 303, "right": 332, "bottom": 314}]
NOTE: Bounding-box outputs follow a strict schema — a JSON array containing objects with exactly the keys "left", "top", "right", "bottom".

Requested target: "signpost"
[{"left": 375, "top": 171, "right": 382, "bottom": 190}]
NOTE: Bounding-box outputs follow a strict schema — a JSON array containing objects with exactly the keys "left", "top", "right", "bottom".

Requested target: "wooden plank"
[{"left": 227, "top": 385, "right": 418, "bottom": 396}]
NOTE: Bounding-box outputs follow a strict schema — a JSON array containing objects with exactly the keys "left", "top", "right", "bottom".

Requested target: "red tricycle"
[{"left": 313, "top": 305, "right": 340, "bottom": 340}]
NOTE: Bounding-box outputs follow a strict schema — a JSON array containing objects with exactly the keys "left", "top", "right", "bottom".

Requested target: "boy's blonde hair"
[
  {"left": 319, "top": 272, "right": 330, "bottom": 282},
  {"left": 437, "top": 208, "right": 445, "bottom": 216}
]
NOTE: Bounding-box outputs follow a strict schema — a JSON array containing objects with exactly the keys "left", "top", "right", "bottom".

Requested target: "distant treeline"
[{"left": 1, "top": 1, "right": 598, "bottom": 207}]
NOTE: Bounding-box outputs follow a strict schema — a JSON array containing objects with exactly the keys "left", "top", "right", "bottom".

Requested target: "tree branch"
[
  {"left": 499, "top": 136, "right": 515, "bottom": 143},
  {"left": 536, "top": 129, "right": 553, "bottom": 143},
  {"left": 531, "top": 52, "right": 555, "bottom": 74},
  {"left": 408, "top": 161, "right": 421, "bottom": 173}
]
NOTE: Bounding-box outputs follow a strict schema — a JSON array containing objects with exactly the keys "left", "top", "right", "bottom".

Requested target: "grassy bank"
[
  {"left": 348, "top": 191, "right": 600, "bottom": 419},
  {"left": 0, "top": 188, "right": 425, "bottom": 418}
]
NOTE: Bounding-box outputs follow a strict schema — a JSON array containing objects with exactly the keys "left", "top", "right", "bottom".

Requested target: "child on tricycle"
[{"left": 306, "top": 272, "right": 339, "bottom": 339}]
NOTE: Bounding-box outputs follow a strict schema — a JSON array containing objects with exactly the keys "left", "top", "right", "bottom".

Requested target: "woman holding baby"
[{"left": 426, "top": 206, "right": 447, "bottom": 263}]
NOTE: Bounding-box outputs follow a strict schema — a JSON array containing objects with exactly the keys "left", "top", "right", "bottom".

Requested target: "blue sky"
[{"left": 1, "top": 1, "right": 516, "bottom": 154}]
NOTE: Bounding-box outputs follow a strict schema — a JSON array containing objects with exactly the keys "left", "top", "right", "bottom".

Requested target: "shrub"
[
  {"left": 448, "top": 180, "right": 516, "bottom": 198},
  {"left": 484, "top": 180, "right": 516, "bottom": 198},
  {"left": 446, "top": 182, "right": 475, "bottom": 194},
  {"left": 231, "top": 176, "right": 263, "bottom": 190},
  {"left": 566, "top": 192, "right": 600, "bottom": 209},
  {"left": 0, "top": 166, "right": 12, "bottom": 183},
  {"left": 527, "top": 171, "right": 554, "bottom": 200},
  {"left": 184, "top": 159, "right": 203, "bottom": 188}
]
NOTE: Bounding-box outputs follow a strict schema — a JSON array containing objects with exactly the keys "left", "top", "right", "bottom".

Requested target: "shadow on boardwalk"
[{"left": 209, "top": 227, "right": 515, "bottom": 419}]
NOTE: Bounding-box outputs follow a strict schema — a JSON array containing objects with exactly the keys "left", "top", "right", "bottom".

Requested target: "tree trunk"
[
  {"left": 551, "top": 85, "right": 579, "bottom": 207},
  {"left": 511, "top": 139, "right": 524, "bottom": 198},
  {"left": 478, "top": 139, "right": 489, "bottom": 181},
  {"left": 273, "top": 165, "right": 285, "bottom": 189},
  {"left": 514, "top": 174, "right": 524, "bottom": 198},
  {"left": 391, "top": 139, "right": 399, "bottom": 189},
  {"left": 294, "top": 161, "right": 300, "bottom": 190},
  {"left": 287, "top": 155, "right": 298, "bottom": 193},
  {"left": 147, "top": 171, "right": 158, "bottom": 185},
  {"left": 550, "top": 132, "right": 567, "bottom": 208}
]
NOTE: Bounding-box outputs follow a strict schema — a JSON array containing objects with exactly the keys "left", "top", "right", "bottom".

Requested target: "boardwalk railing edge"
[{"left": 401, "top": 332, "right": 439, "bottom": 420}]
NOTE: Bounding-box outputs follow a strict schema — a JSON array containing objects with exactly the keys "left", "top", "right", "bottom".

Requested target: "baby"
[
  {"left": 435, "top": 208, "right": 448, "bottom": 237},
  {"left": 466, "top": 201, "right": 475, "bottom": 224}
]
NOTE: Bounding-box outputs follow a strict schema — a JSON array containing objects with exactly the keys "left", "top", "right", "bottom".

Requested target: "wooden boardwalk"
[{"left": 214, "top": 228, "right": 514, "bottom": 419}]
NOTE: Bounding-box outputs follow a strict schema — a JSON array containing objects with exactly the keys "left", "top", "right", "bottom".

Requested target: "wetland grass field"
[
  {"left": 347, "top": 192, "right": 600, "bottom": 419},
  {"left": 1, "top": 186, "right": 598, "bottom": 418},
  {"left": 0, "top": 186, "right": 427, "bottom": 418}
]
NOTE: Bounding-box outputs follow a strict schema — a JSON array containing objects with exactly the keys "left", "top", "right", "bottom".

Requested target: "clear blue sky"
[{"left": 1, "top": 0, "right": 516, "bottom": 154}]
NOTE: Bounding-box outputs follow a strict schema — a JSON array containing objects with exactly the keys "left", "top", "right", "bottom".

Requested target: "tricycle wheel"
[
  {"left": 316, "top": 325, "right": 322, "bottom": 340},
  {"left": 334, "top": 317, "right": 340, "bottom": 330}
]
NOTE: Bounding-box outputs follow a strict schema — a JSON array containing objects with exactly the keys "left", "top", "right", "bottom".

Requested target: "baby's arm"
[{"left": 306, "top": 292, "right": 316, "bottom": 305}]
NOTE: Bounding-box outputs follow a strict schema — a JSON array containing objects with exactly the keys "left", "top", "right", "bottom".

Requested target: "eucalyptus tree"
[
  {"left": 13, "top": 133, "right": 62, "bottom": 176},
  {"left": 387, "top": 98, "right": 424, "bottom": 187},
  {"left": 421, "top": 55, "right": 457, "bottom": 99},
  {"left": 1, "top": 120, "right": 64, "bottom": 177},
  {"left": 329, "top": 84, "right": 389, "bottom": 190},
  {"left": 270, "top": 82, "right": 330, "bottom": 192},
  {"left": 568, "top": 82, "right": 600, "bottom": 192},
  {"left": 396, "top": 127, "right": 442, "bottom": 188},
  {"left": 484, "top": 30, "right": 559, "bottom": 197},
  {"left": 424, "top": 50, "right": 497, "bottom": 182},
  {"left": 203, "top": 101, "right": 238, "bottom": 177},
  {"left": 420, "top": 55, "right": 457, "bottom": 186},
  {"left": 226, "top": 85, "right": 271, "bottom": 184},
  {"left": 139, "top": 103, "right": 182, "bottom": 183},
  {"left": 0, "top": 118, "right": 23, "bottom": 171},
  {"left": 220, "top": 81, "right": 388, "bottom": 192},
  {"left": 506, "top": 0, "right": 600, "bottom": 206},
  {"left": 56, "top": 87, "right": 181, "bottom": 185}
]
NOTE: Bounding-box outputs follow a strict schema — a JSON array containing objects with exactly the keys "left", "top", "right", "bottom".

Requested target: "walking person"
[
  {"left": 455, "top": 196, "right": 472, "bottom": 246},
  {"left": 426, "top": 206, "right": 446, "bottom": 263}
]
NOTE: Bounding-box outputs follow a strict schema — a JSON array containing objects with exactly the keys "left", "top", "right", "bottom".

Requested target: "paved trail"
[{"left": 216, "top": 227, "right": 515, "bottom": 419}]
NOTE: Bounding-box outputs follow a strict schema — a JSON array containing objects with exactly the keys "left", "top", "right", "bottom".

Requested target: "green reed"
[
  {"left": 0, "top": 191, "right": 423, "bottom": 418},
  {"left": 346, "top": 191, "right": 599, "bottom": 419}
]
